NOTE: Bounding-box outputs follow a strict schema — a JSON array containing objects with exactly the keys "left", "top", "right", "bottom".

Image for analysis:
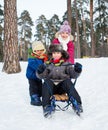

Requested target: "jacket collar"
[{"left": 46, "top": 58, "right": 65, "bottom": 66}]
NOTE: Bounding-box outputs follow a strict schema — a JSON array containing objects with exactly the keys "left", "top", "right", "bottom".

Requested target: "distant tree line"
[{"left": 0, "top": 0, "right": 108, "bottom": 62}]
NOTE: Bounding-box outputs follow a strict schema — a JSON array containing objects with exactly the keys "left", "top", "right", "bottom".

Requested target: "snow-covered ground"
[{"left": 0, "top": 58, "right": 108, "bottom": 130}]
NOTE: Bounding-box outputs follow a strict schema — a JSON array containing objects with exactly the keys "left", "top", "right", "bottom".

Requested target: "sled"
[
  {"left": 53, "top": 93, "right": 68, "bottom": 101},
  {"left": 53, "top": 79, "right": 77, "bottom": 102},
  {"left": 42, "top": 79, "right": 82, "bottom": 116},
  {"left": 42, "top": 79, "right": 77, "bottom": 110}
]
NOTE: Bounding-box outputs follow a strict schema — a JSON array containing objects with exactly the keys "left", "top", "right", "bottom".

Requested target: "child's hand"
[
  {"left": 37, "top": 64, "right": 46, "bottom": 74},
  {"left": 74, "top": 62, "right": 82, "bottom": 73}
]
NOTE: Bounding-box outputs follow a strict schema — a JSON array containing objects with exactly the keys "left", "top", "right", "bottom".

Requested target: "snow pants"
[
  {"left": 42, "top": 78, "right": 82, "bottom": 107},
  {"left": 28, "top": 79, "right": 42, "bottom": 97}
]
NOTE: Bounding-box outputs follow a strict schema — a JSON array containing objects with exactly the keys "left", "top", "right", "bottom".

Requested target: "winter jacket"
[
  {"left": 37, "top": 59, "right": 80, "bottom": 84},
  {"left": 26, "top": 58, "right": 44, "bottom": 80},
  {"left": 52, "top": 32, "right": 75, "bottom": 64},
  {"left": 26, "top": 47, "right": 48, "bottom": 80}
]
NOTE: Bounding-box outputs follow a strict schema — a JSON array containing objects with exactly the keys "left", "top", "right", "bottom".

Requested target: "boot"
[
  {"left": 30, "top": 94, "right": 42, "bottom": 106},
  {"left": 70, "top": 96, "right": 83, "bottom": 114},
  {"left": 43, "top": 105, "right": 55, "bottom": 118}
]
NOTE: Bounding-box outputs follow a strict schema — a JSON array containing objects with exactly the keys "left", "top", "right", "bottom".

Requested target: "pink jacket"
[{"left": 52, "top": 38, "right": 74, "bottom": 64}]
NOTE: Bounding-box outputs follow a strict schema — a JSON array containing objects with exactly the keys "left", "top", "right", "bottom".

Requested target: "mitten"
[
  {"left": 74, "top": 62, "right": 82, "bottom": 73},
  {"left": 37, "top": 64, "right": 46, "bottom": 74}
]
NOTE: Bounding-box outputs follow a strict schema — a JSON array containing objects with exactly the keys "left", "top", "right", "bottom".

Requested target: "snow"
[{"left": 0, "top": 58, "right": 108, "bottom": 130}]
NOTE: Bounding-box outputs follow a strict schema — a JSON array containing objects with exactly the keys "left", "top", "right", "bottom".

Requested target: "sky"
[
  {"left": 17, "top": 0, "right": 67, "bottom": 21},
  {"left": 0, "top": 0, "right": 67, "bottom": 40},
  {"left": 0, "top": 57, "right": 108, "bottom": 130},
  {"left": 0, "top": 0, "right": 67, "bottom": 21}
]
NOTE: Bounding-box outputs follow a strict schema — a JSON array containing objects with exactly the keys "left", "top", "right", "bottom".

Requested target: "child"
[
  {"left": 37, "top": 44, "right": 83, "bottom": 118},
  {"left": 26, "top": 41, "right": 48, "bottom": 106},
  {"left": 52, "top": 20, "right": 75, "bottom": 64}
]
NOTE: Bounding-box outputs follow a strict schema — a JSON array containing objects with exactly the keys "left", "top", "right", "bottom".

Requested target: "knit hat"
[
  {"left": 32, "top": 41, "right": 46, "bottom": 54},
  {"left": 48, "top": 44, "right": 69, "bottom": 59},
  {"left": 59, "top": 20, "right": 71, "bottom": 34}
]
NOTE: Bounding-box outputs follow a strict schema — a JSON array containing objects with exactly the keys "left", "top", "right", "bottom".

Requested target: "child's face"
[
  {"left": 52, "top": 52, "right": 62, "bottom": 59},
  {"left": 60, "top": 32, "right": 69, "bottom": 40},
  {"left": 34, "top": 49, "right": 44, "bottom": 55}
]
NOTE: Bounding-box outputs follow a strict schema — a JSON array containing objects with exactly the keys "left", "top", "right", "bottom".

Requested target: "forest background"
[{"left": 0, "top": 0, "right": 108, "bottom": 74}]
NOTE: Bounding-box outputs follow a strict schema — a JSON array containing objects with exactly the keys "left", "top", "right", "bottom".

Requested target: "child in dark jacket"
[
  {"left": 26, "top": 41, "right": 48, "bottom": 106},
  {"left": 37, "top": 44, "right": 83, "bottom": 118}
]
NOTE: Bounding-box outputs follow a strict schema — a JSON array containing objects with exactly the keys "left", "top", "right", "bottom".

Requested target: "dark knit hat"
[{"left": 48, "top": 44, "right": 69, "bottom": 59}]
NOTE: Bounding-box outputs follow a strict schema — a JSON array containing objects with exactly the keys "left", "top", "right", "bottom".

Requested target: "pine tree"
[
  {"left": 18, "top": 10, "right": 33, "bottom": 60},
  {"left": 2, "top": 0, "right": 21, "bottom": 74}
]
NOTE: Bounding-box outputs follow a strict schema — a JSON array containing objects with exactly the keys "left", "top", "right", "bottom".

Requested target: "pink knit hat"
[{"left": 59, "top": 20, "right": 71, "bottom": 34}]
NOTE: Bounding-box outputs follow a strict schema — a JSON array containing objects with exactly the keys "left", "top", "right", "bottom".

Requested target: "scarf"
[
  {"left": 31, "top": 52, "right": 48, "bottom": 62},
  {"left": 46, "top": 58, "right": 65, "bottom": 66},
  {"left": 58, "top": 35, "right": 70, "bottom": 51}
]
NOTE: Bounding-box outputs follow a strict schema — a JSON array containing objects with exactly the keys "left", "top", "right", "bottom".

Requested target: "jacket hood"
[{"left": 48, "top": 44, "right": 69, "bottom": 60}]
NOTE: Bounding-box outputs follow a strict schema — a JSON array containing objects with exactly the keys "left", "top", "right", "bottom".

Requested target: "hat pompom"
[
  {"left": 59, "top": 20, "right": 71, "bottom": 34},
  {"left": 63, "top": 20, "right": 69, "bottom": 25}
]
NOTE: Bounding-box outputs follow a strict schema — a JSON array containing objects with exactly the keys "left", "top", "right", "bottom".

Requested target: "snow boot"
[
  {"left": 70, "top": 96, "right": 83, "bottom": 115},
  {"left": 43, "top": 105, "right": 55, "bottom": 118},
  {"left": 30, "top": 94, "right": 42, "bottom": 106}
]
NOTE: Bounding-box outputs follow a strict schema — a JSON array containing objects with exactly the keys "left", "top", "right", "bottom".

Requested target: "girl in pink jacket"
[{"left": 52, "top": 20, "right": 75, "bottom": 64}]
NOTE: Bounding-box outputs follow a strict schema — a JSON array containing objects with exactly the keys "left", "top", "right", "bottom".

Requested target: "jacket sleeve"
[
  {"left": 28, "top": 58, "right": 43, "bottom": 71},
  {"left": 36, "top": 68, "right": 49, "bottom": 80},
  {"left": 66, "top": 65, "right": 81, "bottom": 79},
  {"left": 67, "top": 41, "right": 75, "bottom": 64}
]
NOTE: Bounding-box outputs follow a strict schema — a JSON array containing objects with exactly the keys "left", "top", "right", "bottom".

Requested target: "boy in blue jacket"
[{"left": 26, "top": 41, "right": 48, "bottom": 106}]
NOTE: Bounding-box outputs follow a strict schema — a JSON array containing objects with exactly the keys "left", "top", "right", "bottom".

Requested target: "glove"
[
  {"left": 74, "top": 62, "right": 82, "bottom": 73},
  {"left": 37, "top": 64, "right": 46, "bottom": 74}
]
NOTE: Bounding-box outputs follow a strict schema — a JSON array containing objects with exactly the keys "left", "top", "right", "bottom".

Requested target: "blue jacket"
[{"left": 26, "top": 57, "right": 43, "bottom": 80}]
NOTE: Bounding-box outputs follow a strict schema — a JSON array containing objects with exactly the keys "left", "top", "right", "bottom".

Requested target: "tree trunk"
[
  {"left": 67, "top": 0, "right": 72, "bottom": 27},
  {"left": 74, "top": 0, "right": 81, "bottom": 58},
  {"left": 19, "top": 38, "right": 23, "bottom": 60},
  {"left": 2, "top": 0, "right": 21, "bottom": 74},
  {"left": 90, "top": 0, "right": 95, "bottom": 57},
  {"left": 80, "top": 1, "right": 89, "bottom": 57}
]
